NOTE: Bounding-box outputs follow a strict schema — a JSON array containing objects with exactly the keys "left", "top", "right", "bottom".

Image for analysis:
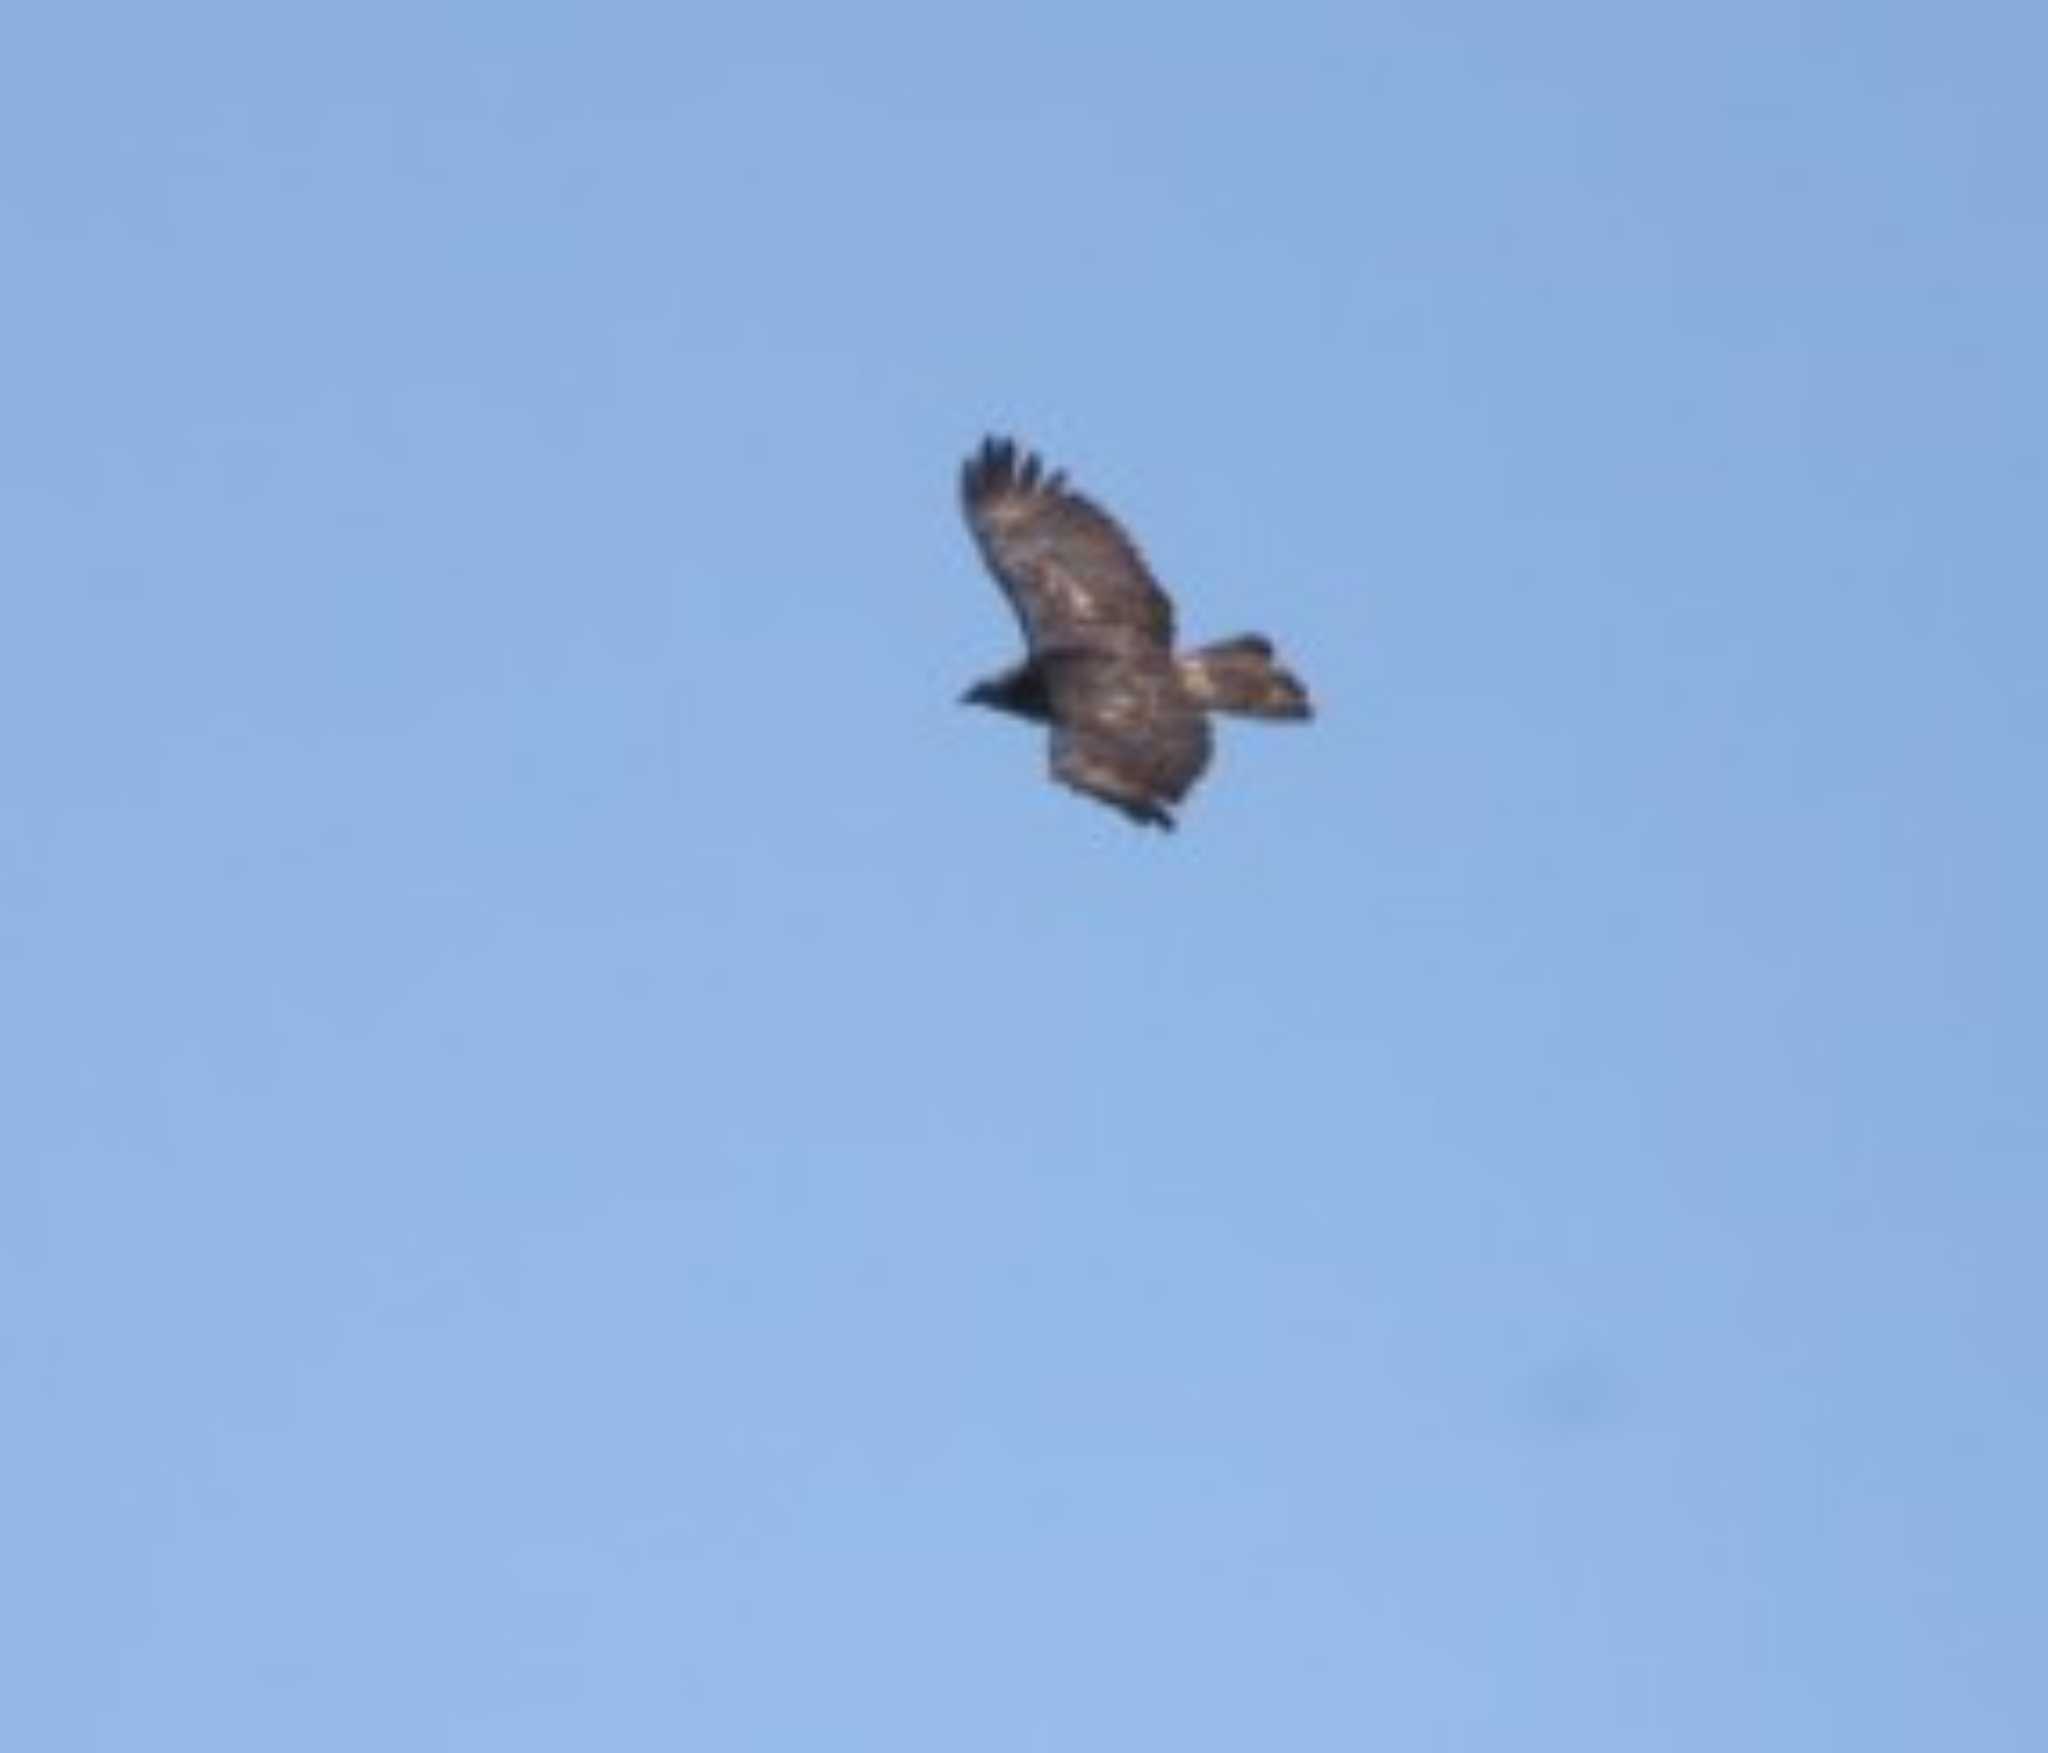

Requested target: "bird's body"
[{"left": 958, "top": 436, "right": 1311, "bottom": 829}]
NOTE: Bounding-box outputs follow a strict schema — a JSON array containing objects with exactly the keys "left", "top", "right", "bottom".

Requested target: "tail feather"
[{"left": 1179, "top": 634, "right": 1313, "bottom": 720}]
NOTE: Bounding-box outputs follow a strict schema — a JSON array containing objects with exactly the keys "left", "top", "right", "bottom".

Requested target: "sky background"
[{"left": 5, "top": 3, "right": 2044, "bottom": 1747}]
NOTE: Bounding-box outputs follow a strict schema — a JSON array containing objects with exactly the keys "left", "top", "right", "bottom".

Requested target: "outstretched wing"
[
  {"left": 960, "top": 436, "right": 1176, "bottom": 657},
  {"left": 1043, "top": 649, "right": 1212, "bottom": 830}
]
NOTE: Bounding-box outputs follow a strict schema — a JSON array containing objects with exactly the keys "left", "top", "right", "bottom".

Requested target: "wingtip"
[
  {"left": 963, "top": 434, "right": 1012, "bottom": 505},
  {"left": 963, "top": 433, "right": 1060, "bottom": 505}
]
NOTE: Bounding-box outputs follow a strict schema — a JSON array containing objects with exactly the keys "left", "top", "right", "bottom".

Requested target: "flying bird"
[{"left": 958, "top": 436, "right": 1312, "bottom": 830}]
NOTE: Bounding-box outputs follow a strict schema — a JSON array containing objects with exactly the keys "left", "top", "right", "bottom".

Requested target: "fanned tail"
[{"left": 1179, "top": 635, "right": 1313, "bottom": 720}]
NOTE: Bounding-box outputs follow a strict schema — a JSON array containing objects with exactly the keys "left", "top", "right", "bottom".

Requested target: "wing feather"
[
  {"left": 960, "top": 436, "right": 1176, "bottom": 655},
  {"left": 1043, "top": 649, "right": 1211, "bottom": 827}
]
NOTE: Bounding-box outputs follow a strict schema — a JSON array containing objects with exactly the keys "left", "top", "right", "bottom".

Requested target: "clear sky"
[{"left": 5, "top": 4, "right": 2043, "bottom": 1747}]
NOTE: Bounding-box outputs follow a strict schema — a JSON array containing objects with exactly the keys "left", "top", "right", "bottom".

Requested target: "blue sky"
[{"left": 5, "top": 3, "right": 2044, "bottom": 1747}]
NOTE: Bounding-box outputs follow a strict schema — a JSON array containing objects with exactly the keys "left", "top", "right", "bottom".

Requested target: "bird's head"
[{"left": 959, "top": 662, "right": 1048, "bottom": 721}]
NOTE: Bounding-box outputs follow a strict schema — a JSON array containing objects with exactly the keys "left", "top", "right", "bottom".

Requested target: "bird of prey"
[{"left": 958, "top": 435, "right": 1312, "bottom": 830}]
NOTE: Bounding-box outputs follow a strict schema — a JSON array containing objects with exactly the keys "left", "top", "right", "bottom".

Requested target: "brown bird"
[{"left": 959, "top": 436, "right": 1312, "bottom": 830}]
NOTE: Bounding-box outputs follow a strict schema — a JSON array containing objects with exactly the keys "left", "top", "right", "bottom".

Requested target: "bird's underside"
[{"left": 958, "top": 436, "right": 1312, "bottom": 830}]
